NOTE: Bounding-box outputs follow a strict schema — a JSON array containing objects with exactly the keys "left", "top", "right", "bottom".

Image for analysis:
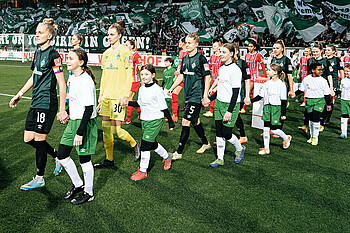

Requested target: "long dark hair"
[
  {"left": 71, "top": 48, "right": 97, "bottom": 85},
  {"left": 140, "top": 64, "right": 158, "bottom": 84}
]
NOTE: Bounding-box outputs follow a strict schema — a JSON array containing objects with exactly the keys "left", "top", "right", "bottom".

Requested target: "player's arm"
[
  {"left": 259, "top": 55, "right": 267, "bottom": 77},
  {"left": 120, "top": 54, "right": 134, "bottom": 107},
  {"left": 209, "top": 78, "right": 218, "bottom": 94},
  {"left": 74, "top": 105, "right": 93, "bottom": 146},
  {"left": 56, "top": 71, "right": 68, "bottom": 122},
  {"left": 9, "top": 75, "right": 33, "bottom": 108},
  {"left": 338, "top": 58, "right": 345, "bottom": 80},
  {"left": 169, "top": 74, "right": 183, "bottom": 93},
  {"left": 287, "top": 59, "right": 295, "bottom": 98}
]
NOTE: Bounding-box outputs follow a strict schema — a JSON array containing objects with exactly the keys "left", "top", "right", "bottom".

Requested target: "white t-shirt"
[
  {"left": 217, "top": 62, "right": 242, "bottom": 103},
  {"left": 68, "top": 72, "right": 97, "bottom": 120},
  {"left": 138, "top": 83, "right": 168, "bottom": 121},
  {"left": 300, "top": 75, "right": 331, "bottom": 99},
  {"left": 340, "top": 77, "right": 350, "bottom": 100},
  {"left": 258, "top": 79, "right": 287, "bottom": 105}
]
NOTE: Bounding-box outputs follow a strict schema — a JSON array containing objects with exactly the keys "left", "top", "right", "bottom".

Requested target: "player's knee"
[
  {"left": 102, "top": 121, "right": 113, "bottom": 141},
  {"left": 182, "top": 118, "right": 191, "bottom": 127}
]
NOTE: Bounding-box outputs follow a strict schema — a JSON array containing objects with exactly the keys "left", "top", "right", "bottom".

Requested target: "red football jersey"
[
  {"left": 244, "top": 52, "right": 266, "bottom": 82},
  {"left": 209, "top": 54, "right": 222, "bottom": 80},
  {"left": 132, "top": 52, "right": 142, "bottom": 82},
  {"left": 178, "top": 50, "right": 189, "bottom": 70},
  {"left": 343, "top": 56, "right": 350, "bottom": 66},
  {"left": 300, "top": 56, "right": 311, "bottom": 78}
]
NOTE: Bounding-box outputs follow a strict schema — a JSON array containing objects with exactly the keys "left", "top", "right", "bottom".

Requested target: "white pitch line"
[
  {"left": 0, "top": 93, "right": 32, "bottom": 100},
  {"left": 0, "top": 64, "right": 28, "bottom": 68}
]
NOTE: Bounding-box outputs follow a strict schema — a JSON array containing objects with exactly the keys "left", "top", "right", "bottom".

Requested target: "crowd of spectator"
[{"left": 1, "top": 1, "right": 349, "bottom": 55}]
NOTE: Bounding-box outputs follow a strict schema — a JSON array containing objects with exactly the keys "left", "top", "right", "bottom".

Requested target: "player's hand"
[
  {"left": 96, "top": 102, "right": 102, "bottom": 113},
  {"left": 281, "top": 116, "right": 286, "bottom": 120},
  {"left": 202, "top": 97, "right": 210, "bottom": 107},
  {"left": 288, "top": 91, "right": 296, "bottom": 98},
  {"left": 223, "top": 111, "right": 232, "bottom": 122},
  {"left": 244, "top": 97, "right": 251, "bottom": 106},
  {"left": 9, "top": 94, "right": 21, "bottom": 108},
  {"left": 119, "top": 96, "right": 129, "bottom": 108},
  {"left": 167, "top": 89, "right": 173, "bottom": 97},
  {"left": 61, "top": 115, "right": 70, "bottom": 124},
  {"left": 73, "top": 134, "right": 83, "bottom": 147},
  {"left": 327, "top": 106, "right": 332, "bottom": 111},
  {"left": 57, "top": 110, "right": 68, "bottom": 122},
  {"left": 331, "top": 90, "right": 335, "bottom": 97}
]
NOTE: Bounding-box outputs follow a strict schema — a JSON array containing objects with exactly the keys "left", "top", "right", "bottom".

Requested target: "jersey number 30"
[{"left": 114, "top": 104, "right": 122, "bottom": 113}]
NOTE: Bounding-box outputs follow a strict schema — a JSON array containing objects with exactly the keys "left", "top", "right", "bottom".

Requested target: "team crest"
[
  {"left": 192, "top": 62, "right": 196, "bottom": 69},
  {"left": 116, "top": 53, "right": 121, "bottom": 60},
  {"left": 41, "top": 59, "right": 46, "bottom": 67}
]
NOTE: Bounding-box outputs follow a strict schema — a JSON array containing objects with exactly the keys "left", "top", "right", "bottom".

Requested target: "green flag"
[
  {"left": 129, "top": 13, "right": 152, "bottom": 27},
  {"left": 179, "top": 0, "right": 204, "bottom": 21},
  {"left": 331, "top": 17, "right": 350, "bottom": 33},
  {"left": 288, "top": 11, "right": 327, "bottom": 42}
]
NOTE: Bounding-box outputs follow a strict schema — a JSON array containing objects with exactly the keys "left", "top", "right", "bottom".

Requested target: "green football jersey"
[
  {"left": 162, "top": 67, "right": 176, "bottom": 90},
  {"left": 271, "top": 55, "right": 293, "bottom": 75},
  {"left": 307, "top": 57, "right": 331, "bottom": 80},
  {"left": 30, "top": 46, "right": 62, "bottom": 110},
  {"left": 327, "top": 56, "right": 343, "bottom": 89},
  {"left": 180, "top": 52, "right": 210, "bottom": 103}
]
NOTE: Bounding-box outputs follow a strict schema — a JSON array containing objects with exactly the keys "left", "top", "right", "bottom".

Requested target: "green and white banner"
[
  {"left": 294, "top": 0, "right": 323, "bottom": 19},
  {"left": 322, "top": 0, "right": 350, "bottom": 20},
  {"left": 0, "top": 34, "right": 152, "bottom": 51},
  {"left": 179, "top": 0, "right": 204, "bottom": 21},
  {"left": 331, "top": 17, "right": 350, "bottom": 34},
  {"left": 288, "top": 11, "right": 327, "bottom": 42}
]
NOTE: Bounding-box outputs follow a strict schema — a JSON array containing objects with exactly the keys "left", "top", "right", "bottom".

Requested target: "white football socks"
[
  {"left": 341, "top": 117, "right": 348, "bottom": 136},
  {"left": 216, "top": 137, "right": 225, "bottom": 161},
  {"left": 140, "top": 151, "right": 150, "bottom": 173},
  {"left": 81, "top": 161, "right": 94, "bottom": 196},
  {"left": 59, "top": 157, "right": 83, "bottom": 188},
  {"left": 263, "top": 127, "right": 270, "bottom": 149}
]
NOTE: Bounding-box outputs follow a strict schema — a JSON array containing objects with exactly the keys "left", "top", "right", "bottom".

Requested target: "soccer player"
[
  {"left": 57, "top": 48, "right": 98, "bottom": 204},
  {"left": 172, "top": 37, "right": 188, "bottom": 122},
  {"left": 324, "top": 44, "right": 344, "bottom": 125},
  {"left": 128, "top": 64, "right": 175, "bottom": 181},
  {"left": 94, "top": 21, "right": 140, "bottom": 168},
  {"left": 168, "top": 33, "right": 211, "bottom": 159},
  {"left": 343, "top": 47, "right": 350, "bottom": 66},
  {"left": 297, "top": 47, "right": 312, "bottom": 106},
  {"left": 249, "top": 63, "right": 292, "bottom": 155},
  {"left": 9, "top": 18, "right": 67, "bottom": 190},
  {"left": 271, "top": 39, "right": 295, "bottom": 98},
  {"left": 295, "top": 63, "right": 332, "bottom": 146},
  {"left": 243, "top": 40, "right": 267, "bottom": 113},
  {"left": 339, "top": 64, "right": 350, "bottom": 139},
  {"left": 162, "top": 57, "right": 176, "bottom": 115},
  {"left": 123, "top": 39, "right": 142, "bottom": 125},
  {"left": 203, "top": 38, "right": 222, "bottom": 118},
  {"left": 206, "top": 43, "right": 246, "bottom": 167}
]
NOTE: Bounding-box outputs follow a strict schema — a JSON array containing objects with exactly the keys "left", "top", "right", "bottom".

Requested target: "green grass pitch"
[{"left": 0, "top": 60, "right": 349, "bottom": 232}]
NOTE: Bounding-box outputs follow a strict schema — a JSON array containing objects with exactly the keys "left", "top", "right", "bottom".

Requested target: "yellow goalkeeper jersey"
[{"left": 100, "top": 45, "right": 133, "bottom": 100}]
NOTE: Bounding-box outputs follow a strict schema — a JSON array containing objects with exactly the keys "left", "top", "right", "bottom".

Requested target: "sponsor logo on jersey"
[
  {"left": 183, "top": 69, "right": 195, "bottom": 76},
  {"left": 204, "top": 64, "right": 210, "bottom": 71},
  {"left": 33, "top": 67, "right": 43, "bottom": 76},
  {"left": 106, "top": 64, "right": 119, "bottom": 70},
  {"left": 54, "top": 58, "right": 62, "bottom": 67}
]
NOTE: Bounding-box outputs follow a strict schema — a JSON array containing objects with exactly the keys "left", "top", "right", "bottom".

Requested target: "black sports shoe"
[
  {"left": 132, "top": 140, "right": 140, "bottom": 162},
  {"left": 94, "top": 159, "right": 114, "bottom": 168},
  {"left": 64, "top": 185, "right": 84, "bottom": 200},
  {"left": 71, "top": 192, "right": 94, "bottom": 205}
]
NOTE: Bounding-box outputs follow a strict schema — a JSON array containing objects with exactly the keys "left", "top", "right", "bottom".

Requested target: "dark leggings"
[
  {"left": 215, "top": 120, "right": 234, "bottom": 140},
  {"left": 263, "top": 121, "right": 282, "bottom": 130},
  {"left": 140, "top": 140, "right": 158, "bottom": 152},
  {"left": 235, "top": 102, "right": 246, "bottom": 137},
  {"left": 308, "top": 111, "right": 322, "bottom": 122},
  {"left": 57, "top": 144, "right": 91, "bottom": 164}
]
